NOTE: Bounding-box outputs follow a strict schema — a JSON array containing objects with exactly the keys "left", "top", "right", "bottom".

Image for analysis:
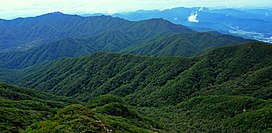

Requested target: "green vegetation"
[
  {"left": 0, "top": 13, "right": 193, "bottom": 51},
  {"left": 0, "top": 30, "right": 248, "bottom": 69},
  {"left": 15, "top": 52, "right": 196, "bottom": 103},
  {"left": 139, "top": 95, "right": 272, "bottom": 132},
  {"left": 0, "top": 40, "right": 271, "bottom": 132},
  {"left": 0, "top": 82, "right": 160, "bottom": 132},
  {"left": 9, "top": 42, "right": 270, "bottom": 106},
  {"left": 24, "top": 94, "right": 160, "bottom": 133},
  {"left": 122, "top": 32, "right": 249, "bottom": 57},
  {"left": 1, "top": 12, "right": 271, "bottom": 132},
  {"left": 0, "top": 82, "right": 75, "bottom": 132}
]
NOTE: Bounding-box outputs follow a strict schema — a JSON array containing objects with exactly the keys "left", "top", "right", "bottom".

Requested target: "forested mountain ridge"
[
  {"left": 0, "top": 31, "right": 250, "bottom": 69},
  {"left": 1, "top": 41, "right": 272, "bottom": 132},
  {"left": 0, "top": 10, "right": 271, "bottom": 133},
  {"left": 122, "top": 32, "right": 250, "bottom": 56},
  {"left": 4, "top": 41, "right": 270, "bottom": 106},
  {"left": 0, "top": 12, "right": 192, "bottom": 51}
]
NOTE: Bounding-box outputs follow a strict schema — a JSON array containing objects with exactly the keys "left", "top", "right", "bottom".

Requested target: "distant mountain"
[
  {"left": 204, "top": 8, "right": 272, "bottom": 21},
  {"left": 112, "top": 7, "right": 272, "bottom": 43},
  {"left": 1, "top": 10, "right": 272, "bottom": 133},
  {"left": 0, "top": 31, "right": 250, "bottom": 69},
  {"left": 122, "top": 32, "right": 250, "bottom": 56},
  {"left": 0, "top": 31, "right": 139, "bottom": 69},
  {"left": 0, "top": 12, "right": 192, "bottom": 51}
]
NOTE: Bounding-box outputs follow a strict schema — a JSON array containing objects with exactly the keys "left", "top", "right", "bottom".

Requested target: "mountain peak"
[
  {"left": 51, "top": 11, "right": 64, "bottom": 15},
  {"left": 44, "top": 11, "right": 65, "bottom": 15},
  {"left": 136, "top": 18, "right": 194, "bottom": 33},
  {"left": 140, "top": 18, "right": 167, "bottom": 23},
  {"left": 38, "top": 11, "right": 70, "bottom": 18}
]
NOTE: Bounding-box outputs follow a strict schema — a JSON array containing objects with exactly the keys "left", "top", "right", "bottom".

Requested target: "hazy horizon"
[{"left": 0, "top": 0, "right": 272, "bottom": 19}]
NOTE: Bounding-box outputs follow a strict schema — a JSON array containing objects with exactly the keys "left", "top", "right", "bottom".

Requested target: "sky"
[{"left": 0, "top": 0, "right": 272, "bottom": 19}]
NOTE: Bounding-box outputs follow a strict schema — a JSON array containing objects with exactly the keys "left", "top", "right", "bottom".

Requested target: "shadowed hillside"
[
  {"left": 6, "top": 42, "right": 270, "bottom": 107},
  {"left": 0, "top": 13, "right": 192, "bottom": 51}
]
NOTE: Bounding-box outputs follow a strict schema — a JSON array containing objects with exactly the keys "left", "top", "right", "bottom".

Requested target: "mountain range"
[
  {"left": 112, "top": 7, "right": 272, "bottom": 43},
  {"left": 0, "top": 11, "right": 272, "bottom": 132},
  {"left": 0, "top": 13, "right": 250, "bottom": 69},
  {"left": 1, "top": 41, "right": 272, "bottom": 132},
  {"left": 0, "top": 12, "right": 192, "bottom": 51},
  {"left": 4, "top": 41, "right": 271, "bottom": 105}
]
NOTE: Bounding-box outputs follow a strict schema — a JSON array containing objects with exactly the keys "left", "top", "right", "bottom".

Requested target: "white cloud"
[
  {"left": 0, "top": 0, "right": 272, "bottom": 19},
  {"left": 188, "top": 12, "right": 199, "bottom": 23}
]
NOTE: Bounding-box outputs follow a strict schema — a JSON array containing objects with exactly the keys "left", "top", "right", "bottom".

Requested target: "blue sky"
[{"left": 0, "top": 0, "right": 272, "bottom": 19}]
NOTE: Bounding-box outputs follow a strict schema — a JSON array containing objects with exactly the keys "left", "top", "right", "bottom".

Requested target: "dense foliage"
[
  {"left": 122, "top": 32, "right": 249, "bottom": 56},
  {"left": 24, "top": 94, "right": 160, "bottom": 133},
  {"left": 0, "top": 82, "right": 74, "bottom": 132},
  {"left": 0, "top": 14, "right": 250, "bottom": 69},
  {"left": 0, "top": 31, "right": 249, "bottom": 69},
  {"left": 7, "top": 42, "right": 270, "bottom": 106},
  {"left": 0, "top": 41, "right": 272, "bottom": 132},
  {"left": 0, "top": 13, "right": 271, "bottom": 132},
  {"left": 0, "top": 13, "right": 192, "bottom": 51},
  {"left": 139, "top": 95, "right": 272, "bottom": 132},
  {"left": 0, "top": 83, "right": 160, "bottom": 132}
]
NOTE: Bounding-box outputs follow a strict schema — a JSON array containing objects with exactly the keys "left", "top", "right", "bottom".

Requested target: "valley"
[{"left": 0, "top": 8, "right": 271, "bottom": 133}]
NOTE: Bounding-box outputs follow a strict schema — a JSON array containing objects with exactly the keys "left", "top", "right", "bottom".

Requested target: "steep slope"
[
  {"left": 130, "top": 41, "right": 272, "bottom": 106},
  {"left": 122, "top": 32, "right": 250, "bottom": 56},
  {"left": 1, "top": 42, "right": 272, "bottom": 132},
  {"left": 0, "top": 12, "right": 192, "bottom": 51},
  {"left": 15, "top": 52, "right": 196, "bottom": 101},
  {"left": 10, "top": 42, "right": 272, "bottom": 107},
  {"left": 0, "top": 82, "right": 75, "bottom": 132}
]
